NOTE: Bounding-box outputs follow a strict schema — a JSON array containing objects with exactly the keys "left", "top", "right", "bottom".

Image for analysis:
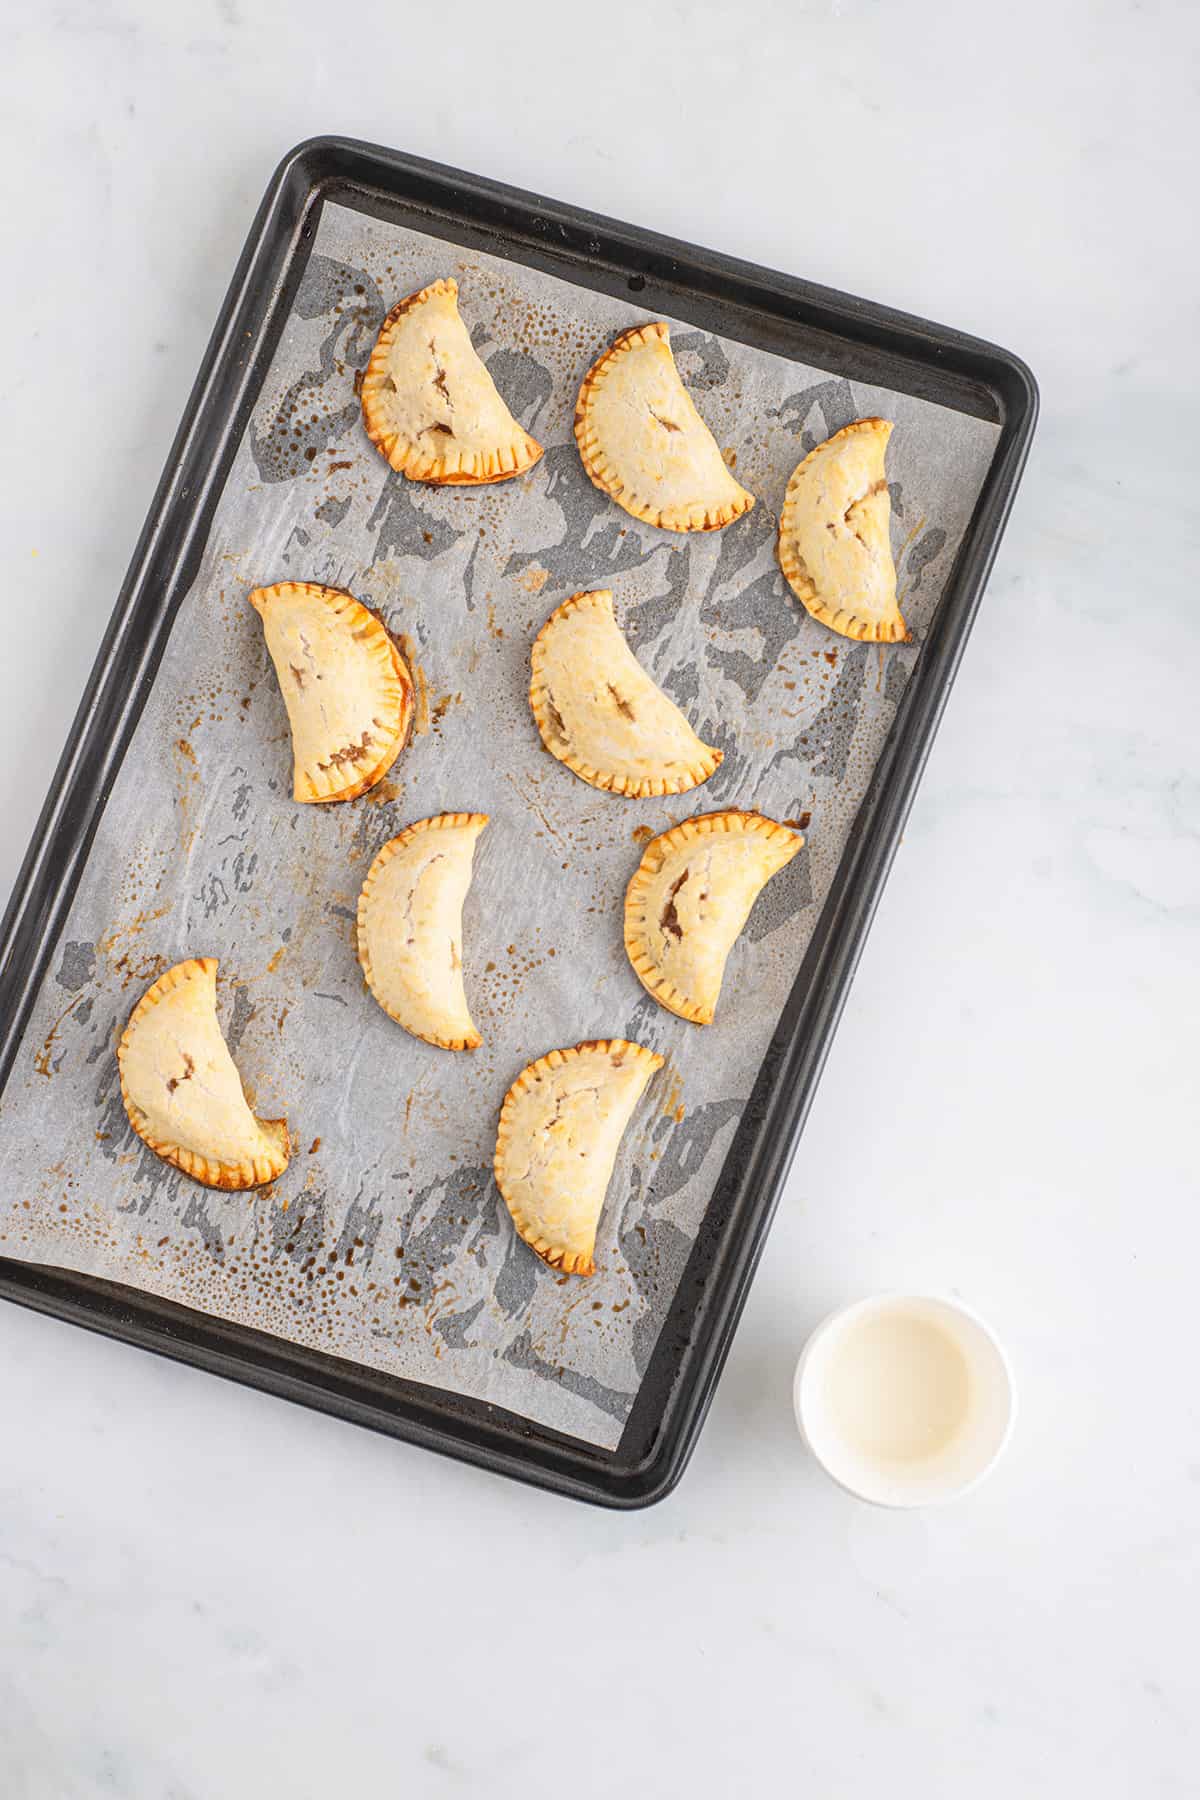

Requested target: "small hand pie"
[
  {"left": 574, "top": 321, "right": 755, "bottom": 532},
  {"left": 357, "top": 813, "right": 488, "bottom": 1050},
  {"left": 249, "top": 582, "right": 413, "bottom": 804},
  {"left": 529, "top": 589, "right": 722, "bottom": 797},
  {"left": 360, "top": 277, "right": 543, "bottom": 485},
  {"left": 495, "top": 1039, "right": 663, "bottom": 1275},
  {"left": 777, "top": 417, "right": 908, "bottom": 642},
  {"left": 625, "top": 811, "right": 804, "bottom": 1024},
  {"left": 117, "top": 958, "right": 290, "bottom": 1189}
]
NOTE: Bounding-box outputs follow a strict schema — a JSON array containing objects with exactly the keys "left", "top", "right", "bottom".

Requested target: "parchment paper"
[{"left": 0, "top": 204, "right": 999, "bottom": 1449}]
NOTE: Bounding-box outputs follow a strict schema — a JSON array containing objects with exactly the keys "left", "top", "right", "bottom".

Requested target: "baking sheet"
[{"left": 0, "top": 203, "right": 999, "bottom": 1449}]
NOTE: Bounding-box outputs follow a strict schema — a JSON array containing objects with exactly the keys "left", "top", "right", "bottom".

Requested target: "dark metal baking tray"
[{"left": 0, "top": 136, "right": 1036, "bottom": 1506}]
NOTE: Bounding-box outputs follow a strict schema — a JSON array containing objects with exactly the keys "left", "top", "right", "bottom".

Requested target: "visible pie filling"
[
  {"left": 166, "top": 1053, "right": 195, "bottom": 1095},
  {"left": 544, "top": 695, "right": 568, "bottom": 742},
  {"left": 660, "top": 871, "right": 689, "bottom": 940},
  {"left": 319, "top": 730, "right": 374, "bottom": 772}
]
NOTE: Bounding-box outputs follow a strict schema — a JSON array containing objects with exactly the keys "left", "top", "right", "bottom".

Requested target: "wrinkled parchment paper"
[{"left": 0, "top": 204, "right": 999, "bottom": 1448}]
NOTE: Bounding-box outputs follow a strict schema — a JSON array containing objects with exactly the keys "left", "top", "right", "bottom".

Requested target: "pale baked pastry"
[
  {"left": 777, "top": 417, "right": 908, "bottom": 642},
  {"left": 495, "top": 1039, "right": 664, "bottom": 1275},
  {"left": 249, "top": 582, "right": 413, "bottom": 804},
  {"left": 529, "top": 589, "right": 722, "bottom": 797},
  {"left": 574, "top": 321, "right": 755, "bottom": 532},
  {"left": 117, "top": 958, "right": 290, "bottom": 1190},
  {"left": 624, "top": 811, "right": 804, "bottom": 1024},
  {"left": 356, "top": 813, "right": 488, "bottom": 1051},
  {"left": 360, "top": 278, "right": 543, "bottom": 485}
]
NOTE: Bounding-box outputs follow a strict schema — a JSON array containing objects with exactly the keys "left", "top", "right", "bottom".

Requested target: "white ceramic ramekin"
[{"left": 793, "top": 1293, "right": 1016, "bottom": 1507}]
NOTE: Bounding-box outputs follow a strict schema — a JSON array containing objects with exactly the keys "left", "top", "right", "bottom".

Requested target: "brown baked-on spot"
[
  {"left": 424, "top": 422, "right": 454, "bottom": 437},
  {"left": 320, "top": 731, "right": 374, "bottom": 772},
  {"left": 660, "top": 871, "right": 689, "bottom": 940},
  {"left": 607, "top": 683, "right": 636, "bottom": 721},
  {"left": 166, "top": 1053, "right": 195, "bottom": 1095},
  {"left": 289, "top": 663, "right": 307, "bottom": 690},
  {"left": 649, "top": 407, "right": 681, "bottom": 433},
  {"left": 353, "top": 369, "right": 366, "bottom": 397}
]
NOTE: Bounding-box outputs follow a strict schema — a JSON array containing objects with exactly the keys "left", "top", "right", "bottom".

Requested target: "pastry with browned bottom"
[
  {"left": 361, "top": 278, "right": 543, "bottom": 485},
  {"left": 357, "top": 813, "right": 488, "bottom": 1051},
  {"left": 624, "top": 811, "right": 804, "bottom": 1024},
  {"left": 249, "top": 582, "right": 413, "bottom": 804},
  {"left": 118, "top": 958, "right": 290, "bottom": 1190},
  {"left": 495, "top": 1039, "right": 663, "bottom": 1275},
  {"left": 574, "top": 321, "right": 754, "bottom": 532},
  {"left": 529, "top": 589, "right": 722, "bottom": 797},
  {"left": 777, "top": 418, "right": 908, "bottom": 642}
]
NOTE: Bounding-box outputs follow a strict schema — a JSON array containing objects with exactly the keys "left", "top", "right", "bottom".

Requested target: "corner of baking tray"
[
  {"left": 985, "top": 341, "right": 1040, "bottom": 442},
  {"left": 263, "top": 136, "right": 355, "bottom": 208}
]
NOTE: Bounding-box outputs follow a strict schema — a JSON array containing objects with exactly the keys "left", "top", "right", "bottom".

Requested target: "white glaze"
[{"left": 795, "top": 1295, "right": 1015, "bottom": 1506}]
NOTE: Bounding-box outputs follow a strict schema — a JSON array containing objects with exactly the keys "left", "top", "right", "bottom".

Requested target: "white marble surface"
[{"left": 1, "top": 3, "right": 1196, "bottom": 1795}]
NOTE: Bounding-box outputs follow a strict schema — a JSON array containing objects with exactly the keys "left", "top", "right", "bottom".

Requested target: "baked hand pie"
[
  {"left": 360, "top": 277, "right": 543, "bottom": 485},
  {"left": 574, "top": 321, "right": 755, "bottom": 532},
  {"left": 624, "top": 811, "right": 804, "bottom": 1024},
  {"left": 777, "top": 417, "right": 908, "bottom": 642},
  {"left": 495, "top": 1040, "right": 663, "bottom": 1275},
  {"left": 357, "top": 813, "right": 488, "bottom": 1050},
  {"left": 249, "top": 582, "right": 413, "bottom": 804},
  {"left": 117, "top": 958, "right": 290, "bottom": 1190},
  {"left": 529, "top": 589, "right": 722, "bottom": 797}
]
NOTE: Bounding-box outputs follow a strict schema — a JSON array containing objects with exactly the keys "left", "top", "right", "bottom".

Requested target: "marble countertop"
[{"left": 1, "top": 3, "right": 1195, "bottom": 1795}]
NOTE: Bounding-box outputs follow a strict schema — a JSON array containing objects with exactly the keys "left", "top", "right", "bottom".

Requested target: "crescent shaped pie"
[
  {"left": 117, "top": 958, "right": 290, "bottom": 1190},
  {"left": 529, "top": 590, "right": 722, "bottom": 797},
  {"left": 249, "top": 582, "right": 413, "bottom": 804},
  {"left": 357, "top": 813, "right": 489, "bottom": 1051},
  {"left": 777, "top": 418, "right": 909, "bottom": 642},
  {"left": 574, "top": 321, "right": 755, "bottom": 532},
  {"left": 495, "top": 1039, "right": 664, "bottom": 1276},
  {"left": 360, "top": 278, "right": 543, "bottom": 485},
  {"left": 624, "top": 811, "right": 804, "bottom": 1025}
]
